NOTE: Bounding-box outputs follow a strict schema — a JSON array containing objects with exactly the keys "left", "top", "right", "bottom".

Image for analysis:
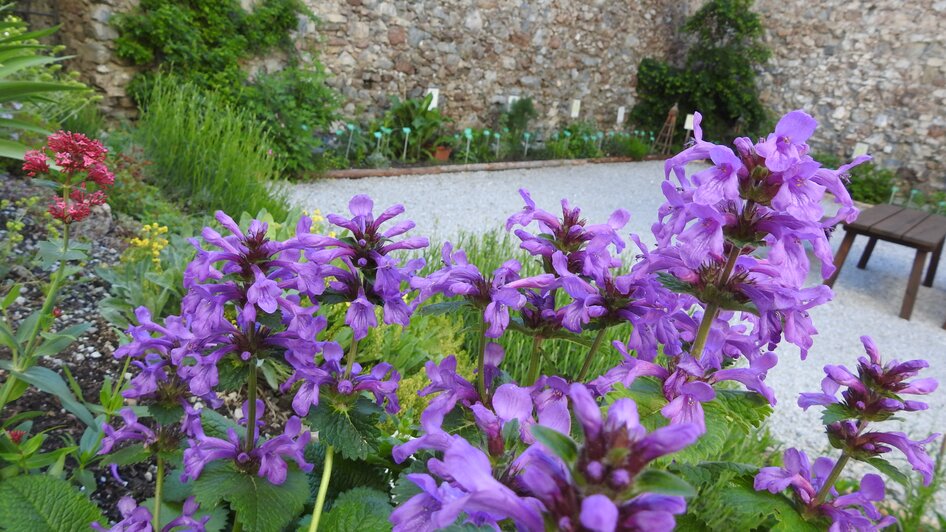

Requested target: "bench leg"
[
  {"left": 856, "top": 237, "right": 878, "bottom": 269},
  {"left": 826, "top": 231, "right": 857, "bottom": 287},
  {"left": 900, "top": 249, "right": 928, "bottom": 320},
  {"left": 923, "top": 239, "right": 943, "bottom": 287}
]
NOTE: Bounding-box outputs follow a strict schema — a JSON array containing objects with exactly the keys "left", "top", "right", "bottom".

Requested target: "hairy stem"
[
  {"left": 577, "top": 328, "right": 608, "bottom": 382},
  {"left": 244, "top": 361, "right": 258, "bottom": 453},
  {"left": 691, "top": 245, "right": 742, "bottom": 360},
  {"left": 524, "top": 336, "right": 544, "bottom": 386},
  {"left": 309, "top": 444, "right": 334, "bottom": 532},
  {"left": 154, "top": 456, "right": 164, "bottom": 530},
  {"left": 344, "top": 337, "right": 359, "bottom": 380},
  {"left": 476, "top": 320, "right": 488, "bottom": 402},
  {"left": 813, "top": 454, "right": 850, "bottom": 506}
]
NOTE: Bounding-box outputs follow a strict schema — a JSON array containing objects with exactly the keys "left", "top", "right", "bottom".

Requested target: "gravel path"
[{"left": 291, "top": 161, "right": 946, "bottom": 480}]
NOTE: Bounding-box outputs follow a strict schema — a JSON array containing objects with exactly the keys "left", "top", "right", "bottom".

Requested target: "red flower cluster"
[{"left": 22, "top": 131, "right": 115, "bottom": 223}]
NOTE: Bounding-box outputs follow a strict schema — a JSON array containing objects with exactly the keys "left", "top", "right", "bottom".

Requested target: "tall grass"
[{"left": 135, "top": 76, "right": 289, "bottom": 218}]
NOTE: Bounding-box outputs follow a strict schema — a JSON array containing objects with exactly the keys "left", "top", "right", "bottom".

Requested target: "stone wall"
[
  {"left": 22, "top": 0, "right": 946, "bottom": 183},
  {"left": 305, "top": 0, "right": 688, "bottom": 128},
  {"left": 727, "top": 0, "right": 945, "bottom": 186}
]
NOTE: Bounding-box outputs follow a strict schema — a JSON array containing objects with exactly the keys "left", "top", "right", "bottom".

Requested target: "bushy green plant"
[
  {"left": 498, "top": 97, "right": 537, "bottom": 159},
  {"left": 242, "top": 67, "right": 339, "bottom": 176},
  {"left": 381, "top": 94, "right": 450, "bottom": 162},
  {"left": 112, "top": 0, "right": 306, "bottom": 103},
  {"left": 631, "top": 0, "right": 770, "bottom": 142},
  {"left": 604, "top": 131, "right": 651, "bottom": 160},
  {"left": 135, "top": 76, "right": 288, "bottom": 218},
  {"left": 542, "top": 122, "right": 604, "bottom": 160}
]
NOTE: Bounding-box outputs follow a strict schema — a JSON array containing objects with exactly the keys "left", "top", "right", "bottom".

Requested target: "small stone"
[
  {"left": 90, "top": 351, "right": 102, "bottom": 359},
  {"left": 144, "top": 472, "right": 153, "bottom": 482},
  {"left": 388, "top": 26, "right": 406, "bottom": 46}
]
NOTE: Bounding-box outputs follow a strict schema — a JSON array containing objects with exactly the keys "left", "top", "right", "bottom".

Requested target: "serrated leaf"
[
  {"left": 864, "top": 457, "right": 910, "bottom": 488},
  {"left": 308, "top": 397, "right": 382, "bottom": 461},
  {"left": 821, "top": 403, "right": 855, "bottom": 425},
  {"left": 200, "top": 408, "right": 244, "bottom": 440},
  {"left": 305, "top": 442, "right": 392, "bottom": 508},
  {"left": 529, "top": 425, "right": 578, "bottom": 464},
  {"left": 319, "top": 487, "right": 392, "bottom": 532},
  {"left": 0, "top": 474, "right": 104, "bottom": 530},
  {"left": 192, "top": 461, "right": 307, "bottom": 532},
  {"left": 103, "top": 443, "right": 151, "bottom": 466},
  {"left": 148, "top": 402, "right": 184, "bottom": 426},
  {"left": 634, "top": 469, "right": 696, "bottom": 497}
]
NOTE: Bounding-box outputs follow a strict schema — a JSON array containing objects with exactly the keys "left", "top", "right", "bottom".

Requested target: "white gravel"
[{"left": 291, "top": 161, "right": 946, "bottom": 489}]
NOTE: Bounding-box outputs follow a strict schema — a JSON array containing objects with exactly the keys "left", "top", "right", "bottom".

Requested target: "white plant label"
[
  {"left": 425, "top": 88, "right": 440, "bottom": 110},
  {"left": 570, "top": 99, "right": 581, "bottom": 118}
]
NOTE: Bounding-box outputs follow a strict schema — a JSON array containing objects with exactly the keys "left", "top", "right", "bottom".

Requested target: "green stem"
[
  {"left": 153, "top": 456, "right": 164, "bottom": 530},
  {"left": 0, "top": 216, "right": 71, "bottom": 412},
  {"left": 309, "top": 444, "right": 334, "bottom": 532},
  {"left": 476, "top": 320, "right": 489, "bottom": 402},
  {"left": 244, "top": 362, "right": 258, "bottom": 453},
  {"left": 576, "top": 328, "right": 608, "bottom": 382},
  {"left": 232, "top": 519, "right": 243, "bottom": 532},
  {"left": 524, "top": 336, "right": 544, "bottom": 386},
  {"left": 344, "top": 336, "right": 359, "bottom": 379},
  {"left": 813, "top": 454, "right": 850, "bottom": 506},
  {"left": 691, "top": 245, "right": 742, "bottom": 360}
]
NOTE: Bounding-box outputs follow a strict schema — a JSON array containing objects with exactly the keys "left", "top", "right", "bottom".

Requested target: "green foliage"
[
  {"left": 305, "top": 442, "right": 393, "bottom": 508},
  {"left": 318, "top": 487, "right": 393, "bottom": 532},
  {"left": 0, "top": 7, "right": 92, "bottom": 161},
  {"left": 673, "top": 462, "right": 821, "bottom": 531},
  {"left": 307, "top": 396, "right": 383, "bottom": 461},
  {"left": 192, "top": 461, "right": 308, "bottom": 532},
  {"left": 542, "top": 122, "right": 604, "bottom": 160},
  {"left": 498, "top": 97, "right": 537, "bottom": 159},
  {"left": 380, "top": 94, "right": 451, "bottom": 162},
  {"left": 135, "top": 76, "right": 289, "bottom": 218},
  {"left": 242, "top": 67, "right": 339, "bottom": 176},
  {"left": 631, "top": 0, "right": 770, "bottom": 142},
  {"left": 113, "top": 0, "right": 306, "bottom": 103},
  {"left": 880, "top": 438, "right": 946, "bottom": 531},
  {"left": 603, "top": 131, "right": 651, "bottom": 160},
  {"left": 0, "top": 474, "right": 105, "bottom": 530},
  {"left": 815, "top": 152, "right": 896, "bottom": 205}
]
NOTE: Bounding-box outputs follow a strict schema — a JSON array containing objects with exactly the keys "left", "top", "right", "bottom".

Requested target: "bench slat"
[
  {"left": 903, "top": 213, "right": 946, "bottom": 248},
  {"left": 848, "top": 204, "right": 902, "bottom": 231},
  {"left": 870, "top": 209, "right": 930, "bottom": 241}
]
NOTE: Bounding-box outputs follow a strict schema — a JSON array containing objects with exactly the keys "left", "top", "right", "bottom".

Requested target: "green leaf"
[
  {"left": 0, "top": 361, "right": 95, "bottom": 427},
  {"left": 103, "top": 443, "right": 151, "bottom": 466},
  {"left": 0, "top": 138, "right": 26, "bottom": 160},
  {"left": 865, "top": 457, "right": 910, "bottom": 488},
  {"left": 319, "top": 487, "right": 392, "bottom": 532},
  {"left": 634, "top": 469, "right": 696, "bottom": 497},
  {"left": 0, "top": 320, "right": 17, "bottom": 353},
  {"left": 14, "top": 310, "right": 41, "bottom": 345},
  {"left": 821, "top": 403, "right": 855, "bottom": 425},
  {"left": 529, "top": 425, "right": 578, "bottom": 465},
  {"left": 34, "top": 322, "right": 92, "bottom": 358},
  {"left": 192, "top": 461, "right": 307, "bottom": 532},
  {"left": 307, "top": 397, "right": 382, "bottom": 461},
  {"left": 148, "top": 402, "right": 184, "bottom": 426},
  {"left": 305, "top": 442, "right": 392, "bottom": 507},
  {"left": 418, "top": 300, "right": 468, "bottom": 316},
  {"left": 1, "top": 283, "right": 21, "bottom": 310},
  {"left": 0, "top": 81, "right": 86, "bottom": 104},
  {"left": 0, "top": 474, "right": 104, "bottom": 531},
  {"left": 200, "top": 408, "right": 245, "bottom": 440}
]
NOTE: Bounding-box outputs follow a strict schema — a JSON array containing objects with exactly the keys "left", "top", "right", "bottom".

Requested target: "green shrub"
[
  {"left": 498, "top": 97, "right": 537, "bottom": 159},
  {"left": 814, "top": 152, "right": 895, "bottom": 205},
  {"left": 135, "top": 77, "right": 288, "bottom": 218},
  {"left": 631, "top": 0, "right": 770, "bottom": 142},
  {"left": 605, "top": 132, "right": 651, "bottom": 160},
  {"left": 381, "top": 94, "right": 450, "bottom": 162},
  {"left": 242, "top": 67, "right": 339, "bottom": 176}
]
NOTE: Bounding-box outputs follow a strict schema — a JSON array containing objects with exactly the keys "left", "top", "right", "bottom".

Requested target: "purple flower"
[
  {"left": 164, "top": 497, "right": 211, "bottom": 531},
  {"left": 99, "top": 408, "right": 157, "bottom": 455},
  {"left": 691, "top": 145, "right": 745, "bottom": 205},
  {"left": 755, "top": 110, "right": 818, "bottom": 172},
  {"left": 754, "top": 448, "right": 896, "bottom": 530},
  {"left": 91, "top": 496, "right": 153, "bottom": 532},
  {"left": 391, "top": 436, "right": 544, "bottom": 531}
]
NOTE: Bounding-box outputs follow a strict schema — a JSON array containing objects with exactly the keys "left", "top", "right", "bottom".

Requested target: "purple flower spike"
[{"left": 99, "top": 408, "right": 157, "bottom": 455}]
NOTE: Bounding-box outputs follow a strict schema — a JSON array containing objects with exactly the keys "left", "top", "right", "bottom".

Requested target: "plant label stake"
[
  {"left": 523, "top": 132, "right": 531, "bottom": 158},
  {"left": 464, "top": 128, "right": 473, "bottom": 164},
  {"left": 345, "top": 123, "right": 356, "bottom": 160},
  {"left": 494, "top": 133, "right": 501, "bottom": 158},
  {"left": 401, "top": 127, "right": 411, "bottom": 161}
]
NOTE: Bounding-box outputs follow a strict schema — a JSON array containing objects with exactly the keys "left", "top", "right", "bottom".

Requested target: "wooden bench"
[{"left": 825, "top": 204, "right": 946, "bottom": 323}]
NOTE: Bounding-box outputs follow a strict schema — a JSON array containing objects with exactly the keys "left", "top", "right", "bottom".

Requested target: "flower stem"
[
  {"left": 244, "top": 361, "right": 258, "bottom": 454},
  {"left": 0, "top": 218, "right": 72, "bottom": 412},
  {"left": 814, "top": 453, "right": 850, "bottom": 506},
  {"left": 153, "top": 456, "right": 164, "bottom": 530},
  {"left": 691, "top": 245, "right": 742, "bottom": 360},
  {"left": 309, "top": 444, "right": 334, "bottom": 532},
  {"left": 524, "top": 336, "right": 544, "bottom": 386},
  {"left": 344, "top": 337, "right": 359, "bottom": 379},
  {"left": 577, "top": 328, "right": 608, "bottom": 382},
  {"left": 476, "top": 320, "right": 488, "bottom": 402}
]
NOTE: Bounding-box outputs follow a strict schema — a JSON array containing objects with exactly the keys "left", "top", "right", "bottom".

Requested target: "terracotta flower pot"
[{"left": 433, "top": 146, "right": 452, "bottom": 162}]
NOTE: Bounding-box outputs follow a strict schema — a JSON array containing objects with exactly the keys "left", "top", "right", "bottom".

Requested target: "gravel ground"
[{"left": 292, "top": 161, "right": 946, "bottom": 484}]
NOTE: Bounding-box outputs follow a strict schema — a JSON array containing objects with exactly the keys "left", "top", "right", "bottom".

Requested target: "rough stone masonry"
[{"left": 27, "top": 0, "right": 946, "bottom": 185}]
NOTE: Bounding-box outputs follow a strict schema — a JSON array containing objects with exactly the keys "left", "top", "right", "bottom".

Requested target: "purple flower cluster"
[
  {"left": 112, "top": 199, "right": 425, "bottom": 486},
  {"left": 755, "top": 449, "right": 894, "bottom": 530},
  {"left": 799, "top": 336, "right": 940, "bottom": 484},
  {"left": 92, "top": 496, "right": 209, "bottom": 532},
  {"left": 392, "top": 383, "right": 699, "bottom": 531},
  {"left": 755, "top": 336, "right": 939, "bottom": 530}
]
